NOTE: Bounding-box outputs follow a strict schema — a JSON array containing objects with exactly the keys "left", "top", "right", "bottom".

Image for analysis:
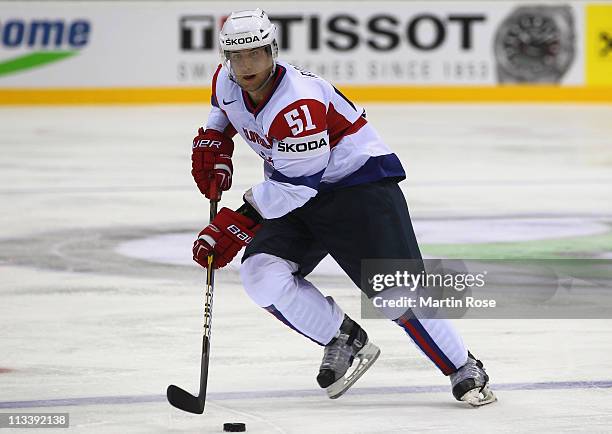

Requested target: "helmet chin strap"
[{"left": 252, "top": 67, "right": 276, "bottom": 92}]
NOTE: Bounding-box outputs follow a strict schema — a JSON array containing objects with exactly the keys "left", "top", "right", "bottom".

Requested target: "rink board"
[{"left": 1, "top": 1, "right": 612, "bottom": 103}]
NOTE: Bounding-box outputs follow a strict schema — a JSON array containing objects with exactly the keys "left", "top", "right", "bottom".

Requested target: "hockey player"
[{"left": 190, "top": 8, "right": 496, "bottom": 406}]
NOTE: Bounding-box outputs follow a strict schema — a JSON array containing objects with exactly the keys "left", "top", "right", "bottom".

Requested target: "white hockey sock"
[{"left": 241, "top": 253, "right": 344, "bottom": 345}]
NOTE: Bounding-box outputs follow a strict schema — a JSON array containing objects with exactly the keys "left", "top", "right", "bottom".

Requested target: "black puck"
[{"left": 223, "top": 422, "right": 246, "bottom": 432}]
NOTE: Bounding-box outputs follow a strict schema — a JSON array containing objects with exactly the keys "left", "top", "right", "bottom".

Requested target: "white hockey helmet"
[{"left": 219, "top": 9, "right": 279, "bottom": 80}]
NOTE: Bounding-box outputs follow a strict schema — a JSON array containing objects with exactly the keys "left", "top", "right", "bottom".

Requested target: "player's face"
[{"left": 227, "top": 47, "right": 274, "bottom": 92}]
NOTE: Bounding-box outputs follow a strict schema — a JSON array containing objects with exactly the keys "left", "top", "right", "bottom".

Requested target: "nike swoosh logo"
[{"left": 223, "top": 98, "right": 237, "bottom": 105}]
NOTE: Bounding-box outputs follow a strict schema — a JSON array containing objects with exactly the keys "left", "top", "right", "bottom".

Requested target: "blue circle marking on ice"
[
  {"left": 116, "top": 233, "right": 194, "bottom": 266},
  {"left": 115, "top": 232, "right": 341, "bottom": 273},
  {"left": 114, "top": 217, "right": 608, "bottom": 273},
  {"left": 415, "top": 217, "right": 607, "bottom": 244}
]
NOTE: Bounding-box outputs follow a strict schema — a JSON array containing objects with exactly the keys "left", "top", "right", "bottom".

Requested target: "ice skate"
[
  {"left": 450, "top": 352, "right": 497, "bottom": 407},
  {"left": 317, "top": 315, "right": 380, "bottom": 399}
]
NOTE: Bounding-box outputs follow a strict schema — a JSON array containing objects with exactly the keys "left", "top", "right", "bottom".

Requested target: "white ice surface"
[{"left": 1, "top": 104, "right": 612, "bottom": 433}]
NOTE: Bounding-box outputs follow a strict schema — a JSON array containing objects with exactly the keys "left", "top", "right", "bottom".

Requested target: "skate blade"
[
  {"left": 326, "top": 342, "right": 381, "bottom": 399},
  {"left": 460, "top": 385, "right": 497, "bottom": 407}
]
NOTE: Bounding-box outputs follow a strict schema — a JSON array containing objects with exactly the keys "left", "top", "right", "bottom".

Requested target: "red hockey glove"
[
  {"left": 191, "top": 127, "right": 234, "bottom": 200},
  {"left": 192, "top": 207, "right": 260, "bottom": 269}
]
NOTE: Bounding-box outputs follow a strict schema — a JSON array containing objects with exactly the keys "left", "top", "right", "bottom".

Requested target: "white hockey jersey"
[{"left": 205, "top": 60, "right": 405, "bottom": 219}]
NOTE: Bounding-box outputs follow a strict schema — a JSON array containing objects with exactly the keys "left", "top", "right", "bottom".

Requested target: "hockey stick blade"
[
  {"left": 167, "top": 335, "right": 210, "bottom": 414},
  {"left": 166, "top": 384, "right": 204, "bottom": 414}
]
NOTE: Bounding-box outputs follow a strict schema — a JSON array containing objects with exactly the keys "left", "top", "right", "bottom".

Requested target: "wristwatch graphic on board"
[{"left": 494, "top": 5, "right": 575, "bottom": 83}]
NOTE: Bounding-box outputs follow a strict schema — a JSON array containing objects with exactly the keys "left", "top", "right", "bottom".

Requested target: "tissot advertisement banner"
[{"left": 0, "top": 1, "right": 593, "bottom": 88}]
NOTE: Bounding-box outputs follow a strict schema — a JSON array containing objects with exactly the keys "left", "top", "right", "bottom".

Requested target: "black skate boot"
[
  {"left": 450, "top": 351, "right": 497, "bottom": 406},
  {"left": 317, "top": 315, "right": 380, "bottom": 399}
]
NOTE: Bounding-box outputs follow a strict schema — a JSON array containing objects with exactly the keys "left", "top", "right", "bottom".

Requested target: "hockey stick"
[{"left": 167, "top": 192, "right": 219, "bottom": 414}]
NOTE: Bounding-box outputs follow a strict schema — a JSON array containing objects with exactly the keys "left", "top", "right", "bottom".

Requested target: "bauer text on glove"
[
  {"left": 191, "top": 128, "right": 234, "bottom": 199},
  {"left": 192, "top": 207, "right": 260, "bottom": 269}
]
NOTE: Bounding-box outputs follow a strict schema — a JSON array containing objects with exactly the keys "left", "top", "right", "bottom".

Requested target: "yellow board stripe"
[
  {"left": 0, "top": 88, "right": 211, "bottom": 105},
  {"left": 1, "top": 86, "right": 612, "bottom": 105},
  {"left": 345, "top": 86, "right": 612, "bottom": 103}
]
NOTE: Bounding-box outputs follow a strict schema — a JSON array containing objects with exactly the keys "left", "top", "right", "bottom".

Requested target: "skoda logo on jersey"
[
  {"left": 278, "top": 138, "right": 328, "bottom": 153},
  {"left": 225, "top": 35, "right": 261, "bottom": 46}
]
